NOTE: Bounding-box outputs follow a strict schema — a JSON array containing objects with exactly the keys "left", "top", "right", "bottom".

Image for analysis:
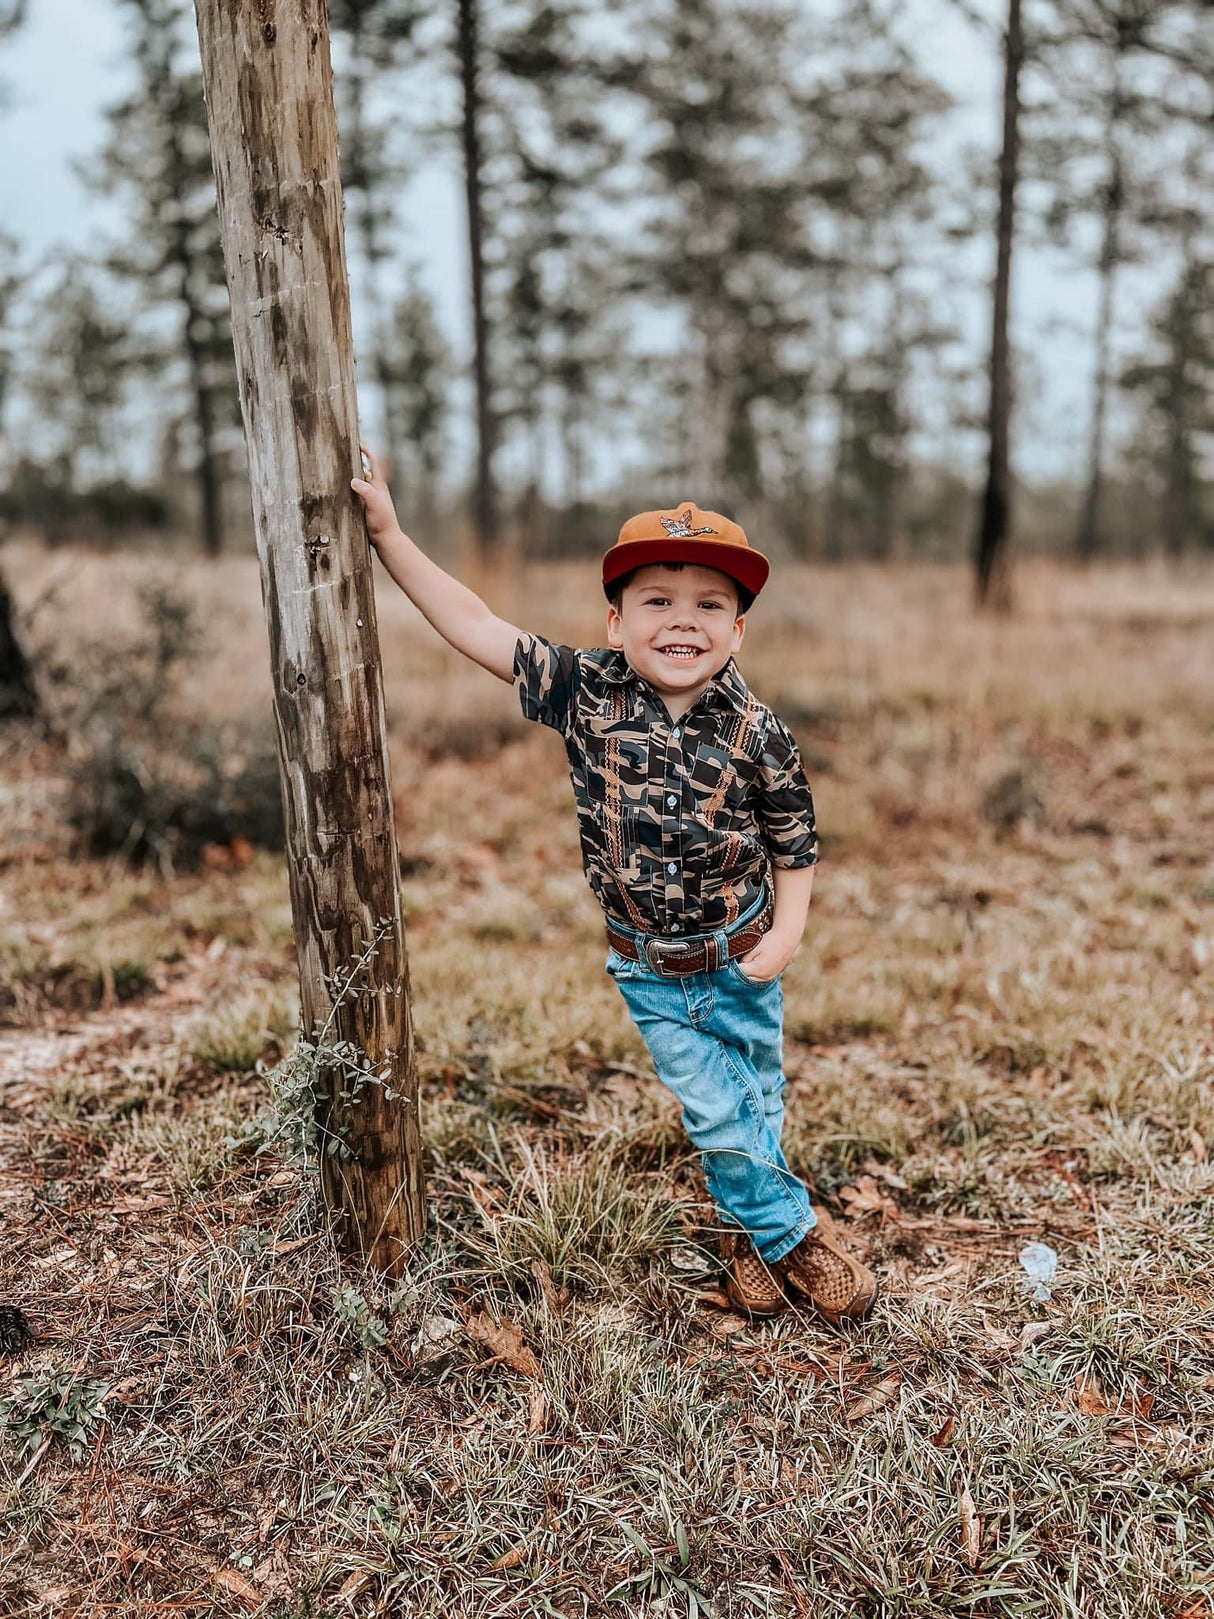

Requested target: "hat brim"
[{"left": 601, "top": 537, "right": 769, "bottom": 600}]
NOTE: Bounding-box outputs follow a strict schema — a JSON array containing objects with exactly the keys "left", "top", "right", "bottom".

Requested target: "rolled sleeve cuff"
[{"left": 770, "top": 844, "right": 820, "bottom": 869}]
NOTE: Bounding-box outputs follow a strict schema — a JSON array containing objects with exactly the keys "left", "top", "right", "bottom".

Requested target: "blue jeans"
[{"left": 605, "top": 891, "right": 817, "bottom": 1263}]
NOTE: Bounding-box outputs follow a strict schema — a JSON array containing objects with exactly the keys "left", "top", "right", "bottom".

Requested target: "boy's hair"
[{"left": 608, "top": 561, "right": 754, "bottom": 617}]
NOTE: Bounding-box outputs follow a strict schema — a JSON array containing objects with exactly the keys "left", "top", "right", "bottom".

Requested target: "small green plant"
[
  {"left": 608, "top": 1520, "right": 712, "bottom": 1617},
  {"left": 1, "top": 1370, "right": 110, "bottom": 1460},
  {"left": 331, "top": 1286, "right": 390, "bottom": 1350},
  {"left": 242, "top": 919, "right": 405, "bottom": 1179}
]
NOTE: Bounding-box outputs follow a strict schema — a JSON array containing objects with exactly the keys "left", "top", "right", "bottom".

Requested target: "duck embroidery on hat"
[{"left": 659, "top": 508, "right": 717, "bottom": 538}]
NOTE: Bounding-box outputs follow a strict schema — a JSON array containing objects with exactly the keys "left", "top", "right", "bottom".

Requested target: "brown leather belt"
[{"left": 606, "top": 895, "right": 774, "bottom": 978}]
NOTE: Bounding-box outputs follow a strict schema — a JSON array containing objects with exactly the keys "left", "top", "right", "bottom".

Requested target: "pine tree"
[
  {"left": 607, "top": 0, "right": 949, "bottom": 542},
  {"left": 0, "top": 231, "right": 22, "bottom": 469},
  {"left": 1122, "top": 246, "right": 1214, "bottom": 556},
  {"left": 491, "top": 1, "right": 627, "bottom": 518},
  {"left": 86, "top": 0, "right": 239, "bottom": 555},
  {"left": 974, "top": 0, "right": 1024, "bottom": 609},
  {"left": 0, "top": 232, "right": 36, "bottom": 717},
  {"left": 25, "top": 260, "right": 133, "bottom": 488},
  {"left": 603, "top": 0, "right": 821, "bottom": 503},
  {"left": 802, "top": 1, "right": 951, "bottom": 558},
  {"left": 329, "top": 0, "right": 421, "bottom": 481},
  {"left": 379, "top": 275, "right": 453, "bottom": 522},
  {"left": 433, "top": 0, "right": 628, "bottom": 546},
  {"left": 0, "top": 1, "right": 38, "bottom": 719},
  {"left": 1035, "top": 0, "right": 1213, "bottom": 557},
  {"left": 455, "top": 0, "right": 498, "bottom": 551}
]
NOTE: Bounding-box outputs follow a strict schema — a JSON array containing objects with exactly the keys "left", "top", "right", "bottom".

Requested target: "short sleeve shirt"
[{"left": 513, "top": 632, "right": 819, "bottom": 936}]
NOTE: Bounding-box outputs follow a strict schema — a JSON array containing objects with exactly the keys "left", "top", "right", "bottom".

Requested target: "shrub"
[
  {"left": 0, "top": 456, "right": 169, "bottom": 543},
  {"left": 36, "top": 581, "right": 284, "bottom": 872}
]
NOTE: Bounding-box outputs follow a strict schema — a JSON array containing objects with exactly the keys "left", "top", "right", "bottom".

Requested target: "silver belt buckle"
[{"left": 644, "top": 936, "right": 696, "bottom": 977}]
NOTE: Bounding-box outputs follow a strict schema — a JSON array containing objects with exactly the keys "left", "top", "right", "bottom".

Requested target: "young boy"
[{"left": 352, "top": 452, "right": 877, "bottom": 1326}]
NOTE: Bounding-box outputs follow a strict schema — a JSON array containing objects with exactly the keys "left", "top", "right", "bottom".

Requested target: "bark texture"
[{"left": 193, "top": 0, "right": 424, "bottom": 1272}]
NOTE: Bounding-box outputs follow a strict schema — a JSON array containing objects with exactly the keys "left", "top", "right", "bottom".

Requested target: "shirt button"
[
  {"left": 671, "top": 923, "right": 680, "bottom": 932},
  {"left": 667, "top": 861, "right": 677, "bottom": 874},
  {"left": 673, "top": 728, "right": 682, "bottom": 739},
  {"left": 666, "top": 794, "right": 677, "bottom": 808}
]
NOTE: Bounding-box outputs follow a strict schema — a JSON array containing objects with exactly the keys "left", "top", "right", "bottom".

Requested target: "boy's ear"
[
  {"left": 606, "top": 601, "right": 624, "bottom": 648},
  {"left": 731, "top": 611, "right": 746, "bottom": 652}
]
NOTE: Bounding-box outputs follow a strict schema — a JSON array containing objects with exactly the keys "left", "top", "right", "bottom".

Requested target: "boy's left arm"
[
  {"left": 738, "top": 712, "right": 820, "bottom": 981},
  {"left": 737, "top": 864, "right": 814, "bottom": 980}
]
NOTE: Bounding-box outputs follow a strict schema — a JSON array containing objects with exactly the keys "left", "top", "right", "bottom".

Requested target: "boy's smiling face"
[{"left": 606, "top": 563, "right": 745, "bottom": 711}]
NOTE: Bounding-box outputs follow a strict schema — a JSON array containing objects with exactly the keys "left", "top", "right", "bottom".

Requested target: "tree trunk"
[
  {"left": 456, "top": 0, "right": 498, "bottom": 554},
  {"left": 562, "top": 382, "right": 586, "bottom": 509},
  {"left": 974, "top": 0, "right": 1022, "bottom": 610},
  {"left": 155, "top": 53, "right": 226, "bottom": 559},
  {"left": 1162, "top": 263, "right": 1194, "bottom": 561},
  {"left": 878, "top": 280, "right": 909, "bottom": 561},
  {"left": 343, "top": 32, "right": 406, "bottom": 479},
  {"left": 1162, "top": 415, "right": 1191, "bottom": 560},
  {"left": 687, "top": 297, "right": 731, "bottom": 496},
  {"left": 1074, "top": 227, "right": 1116, "bottom": 561},
  {"left": 193, "top": 0, "right": 425, "bottom": 1274},
  {"left": 825, "top": 398, "right": 848, "bottom": 564},
  {"left": 1075, "top": 117, "right": 1124, "bottom": 561},
  {"left": 822, "top": 267, "right": 849, "bottom": 563},
  {"left": 182, "top": 302, "right": 225, "bottom": 559}
]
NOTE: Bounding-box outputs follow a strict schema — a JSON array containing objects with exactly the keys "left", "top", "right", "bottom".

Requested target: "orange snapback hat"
[{"left": 601, "top": 501, "right": 770, "bottom": 603}]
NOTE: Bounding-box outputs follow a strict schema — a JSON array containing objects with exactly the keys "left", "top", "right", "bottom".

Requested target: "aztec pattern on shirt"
[{"left": 513, "top": 633, "right": 819, "bottom": 936}]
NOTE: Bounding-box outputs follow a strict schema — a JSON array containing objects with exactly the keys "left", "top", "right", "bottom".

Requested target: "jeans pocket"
[{"left": 728, "top": 959, "right": 781, "bottom": 989}]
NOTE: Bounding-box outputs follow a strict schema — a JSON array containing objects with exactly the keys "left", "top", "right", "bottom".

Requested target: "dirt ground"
[{"left": 1, "top": 550, "right": 1212, "bottom": 1618}]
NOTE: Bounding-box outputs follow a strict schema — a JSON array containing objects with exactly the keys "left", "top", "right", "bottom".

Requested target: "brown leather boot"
[
  {"left": 721, "top": 1232, "right": 791, "bottom": 1318},
  {"left": 774, "top": 1225, "right": 878, "bottom": 1327}
]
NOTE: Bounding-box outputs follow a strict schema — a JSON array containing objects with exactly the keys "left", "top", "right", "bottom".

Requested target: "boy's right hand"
[
  {"left": 350, "top": 445, "right": 401, "bottom": 551},
  {"left": 347, "top": 442, "right": 523, "bottom": 684}
]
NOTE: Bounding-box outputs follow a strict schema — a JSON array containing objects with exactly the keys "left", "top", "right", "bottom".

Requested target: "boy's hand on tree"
[
  {"left": 348, "top": 449, "right": 523, "bottom": 683},
  {"left": 351, "top": 444, "right": 401, "bottom": 551}
]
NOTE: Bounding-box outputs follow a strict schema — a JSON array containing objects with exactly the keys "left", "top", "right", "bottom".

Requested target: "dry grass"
[{"left": 1, "top": 548, "right": 1213, "bottom": 1616}]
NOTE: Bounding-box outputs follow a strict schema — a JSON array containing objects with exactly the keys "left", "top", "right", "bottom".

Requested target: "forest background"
[
  {"left": 0, "top": 0, "right": 1211, "bottom": 579},
  {"left": 1, "top": 2, "right": 1214, "bottom": 1614}
]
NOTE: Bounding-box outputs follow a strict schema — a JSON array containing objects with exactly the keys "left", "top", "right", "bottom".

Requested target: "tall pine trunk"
[
  {"left": 974, "top": 0, "right": 1023, "bottom": 609},
  {"left": 1161, "top": 253, "right": 1198, "bottom": 559},
  {"left": 825, "top": 401, "right": 848, "bottom": 564},
  {"left": 1075, "top": 113, "right": 1124, "bottom": 561},
  {"left": 456, "top": 0, "right": 498, "bottom": 555},
  {"left": 343, "top": 32, "right": 406, "bottom": 479},
  {"left": 181, "top": 289, "right": 224, "bottom": 558},
  {"left": 823, "top": 263, "right": 850, "bottom": 563},
  {"left": 158, "top": 56, "right": 225, "bottom": 557}
]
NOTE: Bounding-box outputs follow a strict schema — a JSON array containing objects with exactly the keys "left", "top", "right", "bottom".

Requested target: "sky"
[{"left": 0, "top": 0, "right": 1163, "bottom": 489}]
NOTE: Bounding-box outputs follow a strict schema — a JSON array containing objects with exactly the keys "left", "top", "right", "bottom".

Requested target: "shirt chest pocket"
[
  {"left": 580, "top": 714, "right": 650, "bottom": 873},
  {"left": 690, "top": 739, "right": 751, "bottom": 825}
]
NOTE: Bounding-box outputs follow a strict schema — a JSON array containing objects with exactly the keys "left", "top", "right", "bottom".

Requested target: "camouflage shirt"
[{"left": 513, "top": 633, "right": 819, "bottom": 936}]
